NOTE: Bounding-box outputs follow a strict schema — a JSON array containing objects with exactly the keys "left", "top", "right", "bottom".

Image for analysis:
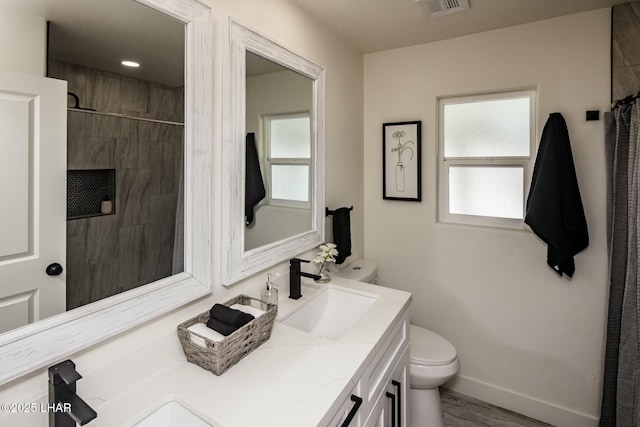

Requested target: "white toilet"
[{"left": 335, "top": 259, "right": 460, "bottom": 427}]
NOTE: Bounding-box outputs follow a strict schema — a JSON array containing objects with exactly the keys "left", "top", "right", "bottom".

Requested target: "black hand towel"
[
  {"left": 332, "top": 207, "right": 352, "bottom": 265},
  {"left": 209, "top": 304, "right": 254, "bottom": 328},
  {"left": 524, "top": 112, "right": 588, "bottom": 278},
  {"left": 245, "top": 133, "right": 266, "bottom": 226},
  {"left": 206, "top": 317, "right": 240, "bottom": 336}
]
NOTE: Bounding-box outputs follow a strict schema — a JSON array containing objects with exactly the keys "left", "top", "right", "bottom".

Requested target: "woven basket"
[{"left": 177, "top": 294, "right": 277, "bottom": 375}]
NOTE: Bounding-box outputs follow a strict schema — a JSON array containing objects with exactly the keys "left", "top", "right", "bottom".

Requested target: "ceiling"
[
  {"left": 288, "top": 0, "right": 631, "bottom": 53},
  {"left": 0, "top": 0, "right": 632, "bottom": 85}
]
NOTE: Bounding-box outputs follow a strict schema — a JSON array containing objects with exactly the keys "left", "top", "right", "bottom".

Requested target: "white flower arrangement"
[{"left": 313, "top": 243, "right": 338, "bottom": 274}]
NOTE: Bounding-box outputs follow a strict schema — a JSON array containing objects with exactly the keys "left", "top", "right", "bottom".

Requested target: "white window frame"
[
  {"left": 438, "top": 89, "right": 536, "bottom": 228},
  {"left": 263, "top": 112, "right": 312, "bottom": 209}
]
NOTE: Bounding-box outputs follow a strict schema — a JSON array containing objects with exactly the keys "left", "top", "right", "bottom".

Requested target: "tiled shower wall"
[
  {"left": 612, "top": 1, "right": 640, "bottom": 101},
  {"left": 48, "top": 60, "right": 184, "bottom": 310}
]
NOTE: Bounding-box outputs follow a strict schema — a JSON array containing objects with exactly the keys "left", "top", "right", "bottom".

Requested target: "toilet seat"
[{"left": 410, "top": 325, "right": 457, "bottom": 366}]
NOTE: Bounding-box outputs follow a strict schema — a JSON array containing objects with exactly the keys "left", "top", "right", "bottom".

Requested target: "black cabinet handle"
[
  {"left": 46, "top": 263, "right": 63, "bottom": 276},
  {"left": 392, "top": 380, "right": 402, "bottom": 427},
  {"left": 341, "top": 395, "right": 363, "bottom": 427},
  {"left": 386, "top": 392, "right": 397, "bottom": 427}
]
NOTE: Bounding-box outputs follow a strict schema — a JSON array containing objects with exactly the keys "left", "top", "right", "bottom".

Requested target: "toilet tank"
[{"left": 335, "top": 259, "right": 377, "bottom": 284}]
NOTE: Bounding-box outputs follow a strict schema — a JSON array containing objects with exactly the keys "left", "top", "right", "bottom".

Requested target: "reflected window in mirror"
[{"left": 265, "top": 112, "right": 311, "bottom": 208}]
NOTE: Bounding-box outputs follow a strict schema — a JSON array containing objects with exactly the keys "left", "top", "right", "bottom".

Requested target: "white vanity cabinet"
[
  {"left": 331, "top": 309, "right": 410, "bottom": 427},
  {"left": 363, "top": 349, "right": 409, "bottom": 427}
]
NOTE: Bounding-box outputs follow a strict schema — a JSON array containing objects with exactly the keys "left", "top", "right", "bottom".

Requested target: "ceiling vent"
[{"left": 417, "top": 0, "right": 470, "bottom": 18}]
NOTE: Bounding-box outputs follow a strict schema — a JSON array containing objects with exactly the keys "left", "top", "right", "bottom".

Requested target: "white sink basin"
[
  {"left": 132, "top": 400, "right": 217, "bottom": 427},
  {"left": 281, "top": 285, "right": 378, "bottom": 340}
]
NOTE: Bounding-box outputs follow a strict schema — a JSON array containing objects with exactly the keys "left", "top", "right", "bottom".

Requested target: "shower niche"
[{"left": 67, "top": 169, "right": 116, "bottom": 219}]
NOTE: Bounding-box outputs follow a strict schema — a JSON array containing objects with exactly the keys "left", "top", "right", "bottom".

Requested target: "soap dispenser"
[{"left": 261, "top": 273, "right": 279, "bottom": 310}]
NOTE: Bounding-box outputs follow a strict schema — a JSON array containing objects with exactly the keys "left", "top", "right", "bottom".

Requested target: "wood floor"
[{"left": 440, "top": 389, "right": 554, "bottom": 427}]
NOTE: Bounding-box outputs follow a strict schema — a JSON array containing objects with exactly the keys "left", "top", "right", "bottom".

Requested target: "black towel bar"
[{"left": 326, "top": 206, "right": 353, "bottom": 217}]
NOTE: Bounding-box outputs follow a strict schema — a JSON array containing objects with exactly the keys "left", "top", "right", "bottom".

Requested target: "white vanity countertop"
[{"left": 90, "top": 278, "right": 411, "bottom": 427}]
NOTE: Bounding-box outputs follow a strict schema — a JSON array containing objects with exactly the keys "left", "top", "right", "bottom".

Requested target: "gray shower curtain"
[
  {"left": 601, "top": 99, "right": 640, "bottom": 427},
  {"left": 172, "top": 146, "right": 185, "bottom": 275}
]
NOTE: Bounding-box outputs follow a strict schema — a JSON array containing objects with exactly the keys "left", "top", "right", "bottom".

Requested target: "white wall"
[
  {"left": 0, "top": 10, "right": 46, "bottom": 75},
  {"left": 0, "top": 1, "right": 364, "bottom": 423},
  {"left": 364, "top": 9, "right": 610, "bottom": 427}
]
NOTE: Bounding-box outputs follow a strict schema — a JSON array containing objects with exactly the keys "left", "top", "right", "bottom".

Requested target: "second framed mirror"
[{"left": 222, "top": 20, "right": 325, "bottom": 285}]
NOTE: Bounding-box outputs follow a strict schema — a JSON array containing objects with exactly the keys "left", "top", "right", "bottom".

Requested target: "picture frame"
[{"left": 383, "top": 121, "right": 422, "bottom": 201}]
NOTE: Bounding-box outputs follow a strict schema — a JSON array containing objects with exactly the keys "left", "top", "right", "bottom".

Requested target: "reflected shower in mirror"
[
  {"left": 0, "top": 0, "right": 185, "bottom": 334},
  {"left": 244, "top": 52, "right": 314, "bottom": 251},
  {"left": 50, "top": 0, "right": 185, "bottom": 310}
]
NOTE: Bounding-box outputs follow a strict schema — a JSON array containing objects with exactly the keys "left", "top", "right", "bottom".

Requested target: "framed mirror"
[
  {"left": 0, "top": 0, "right": 213, "bottom": 385},
  {"left": 221, "top": 20, "right": 325, "bottom": 285}
]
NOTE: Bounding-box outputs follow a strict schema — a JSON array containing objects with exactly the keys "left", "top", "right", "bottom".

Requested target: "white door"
[{"left": 0, "top": 70, "right": 67, "bottom": 334}]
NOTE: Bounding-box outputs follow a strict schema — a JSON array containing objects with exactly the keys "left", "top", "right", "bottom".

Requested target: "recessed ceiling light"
[{"left": 121, "top": 60, "right": 140, "bottom": 68}]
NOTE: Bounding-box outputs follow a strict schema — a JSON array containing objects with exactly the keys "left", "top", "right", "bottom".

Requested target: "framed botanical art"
[{"left": 383, "top": 121, "right": 422, "bottom": 201}]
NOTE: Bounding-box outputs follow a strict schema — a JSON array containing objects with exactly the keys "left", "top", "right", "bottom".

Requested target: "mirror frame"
[
  {"left": 0, "top": 0, "right": 214, "bottom": 385},
  {"left": 221, "top": 19, "right": 325, "bottom": 285}
]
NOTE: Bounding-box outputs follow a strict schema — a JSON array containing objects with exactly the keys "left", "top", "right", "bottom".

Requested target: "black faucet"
[
  {"left": 48, "top": 360, "right": 97, "bottom": 427},
  {"left": 289, "top": 258, "right": 321, "bottom": 300}
]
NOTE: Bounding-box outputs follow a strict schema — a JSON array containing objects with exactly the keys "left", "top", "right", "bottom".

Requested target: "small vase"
[
  {"left": 395, "top": 162, "right": 405, "bottom": 192},
  {"left": 101, "top": 200, "right": 113, "bottom": 214},
  {"left": 315, "top": 265, "right": 331, "bottom": 283}
]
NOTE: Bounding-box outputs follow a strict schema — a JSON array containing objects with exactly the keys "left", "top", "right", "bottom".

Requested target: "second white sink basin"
[
  {"left": 132, "top": 400, "right": 217, "bottom": 427},
  {"left": 281, "top": 285, "right": 377, "bottom": 340}
]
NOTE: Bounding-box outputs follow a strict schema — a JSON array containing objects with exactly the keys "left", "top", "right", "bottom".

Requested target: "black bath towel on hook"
[
  {"left": 525, "top": 112, "right": 588, "bottom": 278},
  {"left": 245, "top": 133, "right": 266, "bottom": 226}
]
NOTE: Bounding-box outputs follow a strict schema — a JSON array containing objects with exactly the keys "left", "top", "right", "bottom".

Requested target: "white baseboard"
[{"left": 444, "top": 375, "right": 599, "bottom": 427}]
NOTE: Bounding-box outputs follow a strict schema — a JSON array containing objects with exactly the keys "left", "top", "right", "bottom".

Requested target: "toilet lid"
[{"left": 410, "top": 325, "right": 457, "bottom": 366}]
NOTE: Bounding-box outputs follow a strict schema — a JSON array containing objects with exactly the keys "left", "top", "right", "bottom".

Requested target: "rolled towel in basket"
[
  {"left": 206, "top": 317, "right": 245, "bottom": 336},
  {"left": 230, "top": 303, "right": 265, "bottom": 318},
  {"left": 209, "top": 303, "right": 255, "bottom": 327},
  {"left": 187, "top": 323, "right": 225, "bottom": 348}
]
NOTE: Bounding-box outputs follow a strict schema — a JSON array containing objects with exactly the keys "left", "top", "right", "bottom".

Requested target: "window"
[
  {"left": 438, "top": 90, "right": 535, "bottom": 227},
  {"left": 264, "top": 113, "right": 312, "bottom": 208}
]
